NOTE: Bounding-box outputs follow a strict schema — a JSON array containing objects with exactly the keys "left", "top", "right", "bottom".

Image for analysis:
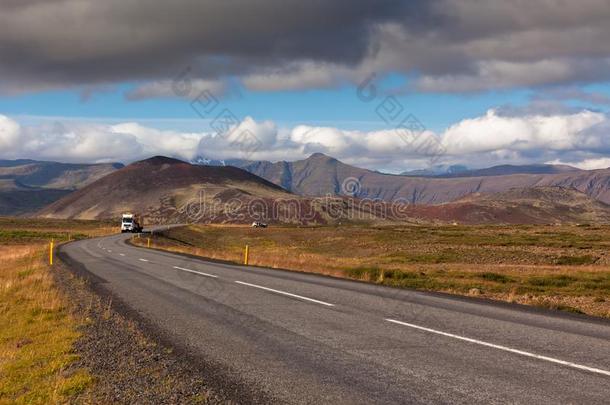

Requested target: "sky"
[{"left": 2, "top": 0, "right": 610, "bottom": 173}]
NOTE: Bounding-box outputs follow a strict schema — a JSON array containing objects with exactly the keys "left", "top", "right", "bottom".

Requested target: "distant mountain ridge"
[
  {"left": 434, "top": 164, "right": 581, "bottom": 178},
  {"left": 193, "top": 153, "right": 610, "bottom": 205},
  {"left": 194, "top": 155, "right": 582, "bottom": 179},
  {"left": 0, "top": 159, "right": 124, "bottom": 189},
  {"left": 400, "top": 164, "right": 470, "bottom": 177},
  {"left": 0, "top": 159, "right": 123, "bottom": 215}
]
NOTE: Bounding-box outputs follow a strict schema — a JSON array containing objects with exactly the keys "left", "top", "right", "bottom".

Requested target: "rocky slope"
[{"left": 405, "top": 187, "right": 610, "bottom": 224}]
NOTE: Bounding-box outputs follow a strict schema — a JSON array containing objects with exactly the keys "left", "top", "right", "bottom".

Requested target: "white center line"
[
  {"left": 138, "top": 258, "right": 149, "bottom": 262},
  {"left": 385, "top": 319, "right": 610, "bottom": 377},
  {"left": 173, "top": 266, "right": 218, "bottom": 278},
  {"left": 235, "top": 281, "right": 334, "bottom": 307}
]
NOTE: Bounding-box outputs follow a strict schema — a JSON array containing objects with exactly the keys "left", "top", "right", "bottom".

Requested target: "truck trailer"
[{"left": 121, "top": 213, "right": 143, "bottom": 233}]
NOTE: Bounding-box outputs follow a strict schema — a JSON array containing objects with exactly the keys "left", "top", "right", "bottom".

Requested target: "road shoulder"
[{"left": 55, "top": 246, "right": 230, "bottom": 404}]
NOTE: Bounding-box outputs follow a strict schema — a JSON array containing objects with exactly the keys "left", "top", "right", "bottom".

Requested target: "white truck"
[{"left": 121, "top": 213, "right": 143, "bottom": 233}]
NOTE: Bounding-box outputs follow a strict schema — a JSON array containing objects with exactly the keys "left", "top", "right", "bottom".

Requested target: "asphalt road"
[{"left": 61, "top": 232, "right": 610, "bottom": 404}]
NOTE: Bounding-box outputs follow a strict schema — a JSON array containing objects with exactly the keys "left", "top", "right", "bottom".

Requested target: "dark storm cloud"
[
  {"left": 2, "top": 0, "right": 610, "bottom": 95},
  {"left": 0, "top": 0, "right": 428, "bottom": 92}
]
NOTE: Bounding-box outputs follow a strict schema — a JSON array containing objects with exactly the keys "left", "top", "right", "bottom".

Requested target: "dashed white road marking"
[
  {"left": 108, "top": 250, "right": 112, "bottom": 253},
  {"left": 119, "top": 253, "right": 126, "bottom": 257},
  {"left": 173, "top": 266, "right": 218, "bottom": 278},
  {"left": 138, "top": 258, "right": 149, "bottom": 262},
  {"left": 385, "top": 319, "right": 610, "bottom": 377},
  {"left": 235, "top": 281, "right": 334, "bottom": 307}
]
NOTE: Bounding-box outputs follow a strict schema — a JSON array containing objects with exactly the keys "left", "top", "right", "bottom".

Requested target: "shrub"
[
  {"left": 555, "top": 255, "right": 598, "bottom": 265},
  {"left": 478, "top": 272, "right": 514, "bottom": 283},
  {"left": 528, "top": 275, "right": 577, "bottom": 287}
]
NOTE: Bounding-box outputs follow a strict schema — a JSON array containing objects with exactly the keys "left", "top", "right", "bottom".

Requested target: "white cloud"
[
  {"left": 110, "top": 123, "right": 202, "bottom": 159},
  {"left": 2, "top": 109, "right": 610, "bottom": 172},
  {"left": 442, "top": 109, "right": 606, "bottom": 155},
  {"left": 0, "top": 115, "right": 21, "bottom": 152}
]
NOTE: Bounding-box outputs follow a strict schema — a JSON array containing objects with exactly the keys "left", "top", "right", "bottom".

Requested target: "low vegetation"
[
  {"left": 0, "top": 217, "right": 114, "bottom": 404},
  {"left": 140, "top": 224, "right": 610, "bottom": 318}
]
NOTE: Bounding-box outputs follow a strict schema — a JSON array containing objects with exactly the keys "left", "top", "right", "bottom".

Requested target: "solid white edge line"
[
  {"left": 138, "top": 258, "right": 149, "bottom": 262},
  {"left": 173, "top": 266, "right": 218, "bottom": 278},
  {"left": 235, "top": 281, "right": 334, "bottom": 307},
  {"left": 385, "top": 319, "right": 610, "bottom": 377}
]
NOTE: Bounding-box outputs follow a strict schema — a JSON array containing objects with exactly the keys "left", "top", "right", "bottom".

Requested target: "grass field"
[
  {"left": 141, "top": 224, "right": 610, "bottom": 318},
  {"left": 0, "top": 217, "right": 114, "bottom": 404}
]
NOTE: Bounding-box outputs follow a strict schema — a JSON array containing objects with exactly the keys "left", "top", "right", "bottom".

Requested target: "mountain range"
[
  {"left": 0, "top": 159, "right": 122, "bottom": 215},
  {"left": 193, "top": 153, "right": 610, "bottom": 205},
  {"left": 3, "top": 153, "right": 610, "bottom": 225}
]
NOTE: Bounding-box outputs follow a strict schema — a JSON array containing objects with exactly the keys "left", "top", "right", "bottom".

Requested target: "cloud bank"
[
  {"left": 2, "top": 108, "right": 610, "bottom": 172},
  {"left": 2, "top": 1, "right": 610, "bottom": 95}
]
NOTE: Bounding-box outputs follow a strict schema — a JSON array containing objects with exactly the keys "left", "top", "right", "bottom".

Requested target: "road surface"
[{"left": 60, "top": 232, "right": 610, "bottom": 404}]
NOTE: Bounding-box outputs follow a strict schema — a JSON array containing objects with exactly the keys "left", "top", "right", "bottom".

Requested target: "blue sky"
[{"left": 0, "top": 78, "right": 536, "bottom": 133}]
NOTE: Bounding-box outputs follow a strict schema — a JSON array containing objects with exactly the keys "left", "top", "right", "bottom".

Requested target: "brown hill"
[
  {"left": 38, "top": 156, "right": 292, "bottom": 222},
  {"left": 405, "top": 187, "right": 610, "bottom": 225},
  {"left": 38, "top": 156, "right": 422, "bottom": 225}
]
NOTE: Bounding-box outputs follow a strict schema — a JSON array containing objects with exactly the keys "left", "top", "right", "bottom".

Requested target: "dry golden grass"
[
  {"left": 0, "top": 244, "right": 92, "bottom": 404},
  {"left": 0, "top": 218, "right": 116, "bottom": 404},
  {"left": 0, "top": 217, "right": 117, "bottom": 245},
  {"left": 139, "top": 224, "right": 610, "bottom": 318}
]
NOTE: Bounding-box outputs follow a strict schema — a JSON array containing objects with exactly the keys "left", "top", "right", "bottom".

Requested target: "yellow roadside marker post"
[
  {"left": 244, "top": 245, "right": 249, "bottom": 266},
  {"left": 49, "top": 239, "right": 54, "bottom": 266},
  {"left": 147, "top": 237, "right": 151, "bottom": 248}
]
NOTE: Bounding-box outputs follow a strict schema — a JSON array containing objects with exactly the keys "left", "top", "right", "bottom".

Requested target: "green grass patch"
[
  {"left": 555, "top": 255, "right": 598, "bottom": 265},
  {"left": 528, "top": 275, "right": 578, "bottom": 288},
  {"left": 477, "top": 272, "right": 515, "bottom": 283}
]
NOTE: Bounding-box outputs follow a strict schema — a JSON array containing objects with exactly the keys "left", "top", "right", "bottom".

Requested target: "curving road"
[{"left": 60, "top": 232, "right": 610, "bottom": 404}]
